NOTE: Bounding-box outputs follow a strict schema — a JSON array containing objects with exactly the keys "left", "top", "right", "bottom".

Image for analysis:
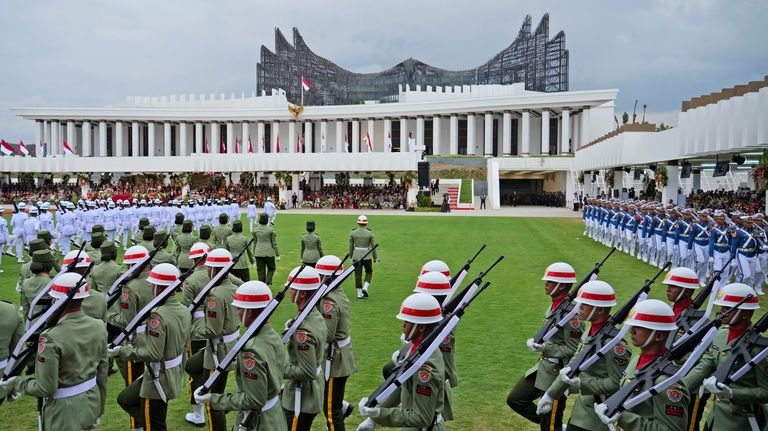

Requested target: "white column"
[
  {"left": 484, "top": 112, "right": 493, "bottom": 156},
  {"left": 449, "top": 115, "right": 459, "bottom": 155},
  {"left": 288, "top": 121, "right": 296, "bottom": 153},
  {"left": 502, "top": 111, "right": 512, "bottom": 155},
  {"left": 131, "top": 122, "right": 140, "bottom": 156},
  {"left": 51, "top": 121, "right": 60, "bottom": 155},
  {"left": 488, "top": 159, "right": 500, "bottom": 209},
  {"left": 541, "top": 109, "right": 550, "bottom": 155},
  {"left": 271, "top": 122, "right": 279, "bottom": 153},
  {"left": 67, "top": 121, "right": 76, "bottom": 154},
  {"left": 521, "top": 110, "right": 530, "bottom": 156},
  {"left": 211, "top": 121, "right": 220, "bottom": 154},
  {"left": 163, "top": 122, "right": 172, "bottom": 156},
  {"left": 81, "top": 121, "right": 91, "bottom": 157},
  {"left": 257, "top": 122, "right": 265, "bottom": 153},
  {"left": 195, "top": 122, "right": 203, "bottom": 154},
  {"left": 467, "top": 114, "right": 476, "bottom": 155},
  {"left": 180, "top": 123, "right": 189, "bottom": 156},
  {"left": 34, "top": 121, "right": 43, "bottom": 157},
  {"left": 115, "top": 122, "right": 124, "bottom": 157},
  {"left": 352, "top": 120, "right": 360, "bottom": 153},
  {"left": 226, "top": 122, "right": 234, "bottom": 153},
  {"left": 400, "top": 117, "right": 408, "bottom": 152},
  {"left": 580, "top": 108, "right": 591, "bottom": 150},
  {"left": 320, "top": 121, "right": 328, "bottom": 152},
  {"left": 241, "top": 122, "right": 250, "bottom": 153},
  {"left": 663, "top": 164, "right": 681, "bottom": 205},
  {"left": 692, "top": 170, "right": 701, "bottom": 192},
  {"left": 147, "top": 122, "right": 156, "bottom": 156},
  {"left": 43, "top": 121, "right": 50, "bottom": 156},
  {"left": 432, "top": 116, "right": 441, "bottom": 155},
  {"left": 416, "top": 116, "right": 425, "bottom": 152},
  {"left": 96, "top": 121, "right": 106, "bottom": 157},
  {"left": 561, "top": 109, "right": 571, "bottom": 154},
  {"left": 305, "top": 122, "right": 313, "bottom": 153},
  {"left": 384, "top": 118, "right": 392, "bottom": 152},
  {"left": 366, "top": 119, "right": 375, "bottom": 152},
  {"left": 335, "top": 120, "right": 344, "bottom": 153}
]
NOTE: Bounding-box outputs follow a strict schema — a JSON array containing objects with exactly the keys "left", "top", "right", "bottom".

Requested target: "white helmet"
[
  {"left": 357, "top": 215, "right": 368, "bottom": 225},
  {"left": 147, "top": 263, "right": 181, "bottom": 286},
  {"left": 542, "top": 262, "right": 577, "bottom": 284},
  {"left": 49, "top": 272, "right": 90, "bottom": 300},
  {"left": 189, "top": 242, "right": 211, "bottom": 260},
  {"left": 315, "top": 255, "right": 344, "bottom": 276},
  {"left": 123, "top": 245, "right": 149, "bottom": 265},
  {"left": 287, "top": 266, "right": 322, "bottom": 290},
  {"left": 62, "top": 250, "right": 92, "bottom": 268},
  {"left": 18, "top": 202, "right": 26, "bottom": 209},
  {"left": 575, "top": 280, "right": 617, "bottom": 307},
  {"left": 205, "top": 248, "right": 233, "bottom": 268},
  {"left": 625, "top": 299, "right": 677, "bottom": 331},
  {"left": 29, "top": 206, "right": 39, "bottom": 214},
  {"left": 396, "top": 293, "right": 443, "bottom": 324},
  {"left": 662, "top": 267, "right": 700, "bottom": 290},
  {"left": 714, "top": 283, "right": 760, "bottom": 310},
  {"left": 266, "top": 196, "right": 273, "bottom": 201},
  {"left": 414, "top": 271, "right": 452, "bottom": 296},
  {"left": 420, "top": 260, "right": 451, "bottom": 277},
  {"left": 41, "top": 202, "right": 50, "bottom": 210},
  {"left": 231, "top": 281, "right": 272, "bottom": 309}
]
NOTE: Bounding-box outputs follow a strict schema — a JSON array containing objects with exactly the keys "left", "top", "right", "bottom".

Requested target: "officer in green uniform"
[
  {"left": 252, "top": 213, "right": 280, "bottom": 286},
  {"left": 317, "top": 256, "right": 357, "bottom": 430},
  {"left": 16, "top": 239, "right": 49, "bottom": 294},
  {"left": 88, "top": 241, "right": 122, "bottom": 292},
  {"left": 151, "top": 231, "right": 175, "bottom": 266},
  {"left": 171, "top": 212, "right": 185, "bottom": 249},
  {"left": 282, "top": 266, "right": 328, "bottom": 431},
  {"left": 357, "top": 293, "right": 446, "bottom": 431},
  {"left": 185, "top": 248, "right": 241, "bottom": 429},
  {"left": 135, "top": 218, "right": 150, "bottom": 244},
  {"left": 0, "top": 300, "right": 23, "bottom": 407},
  {"left": 349, "top": 215, "right": 378, "bottom": 299},
  {"left": 538, "top": 281, "right": 632, "bottom": 431},
  {"left": 199, "top": 224, "right": 216, "bottom": 250},
  {"left": 682, "top": 283, "right": 768, "bottom": 431},
  {"left": 84, "top": 224, "right": 104, "bottom": 255},
  {"left": 214, "top": 213, "right": 233, "bottom": 248},
  {"left": 20, "top": 250, "right": 55, "bottom": 328},
  {"left": 62, "top": 252, "right": 107, "bottom": 322},
  {"left": 507, "top": 262, "right": 584, "bottom": 431},
  {"left": 193, "top": 280, "right": 289, "bottom": 431},
  {"left": 301, "top": 221, "right": 323, "bottom": 267},
  {"left": 174, "top": 220, "right": 198, "bottom": 273},
  {"left": 226, "top": 220, "right": 254, "bottom": 282},
  {"left": 2, "top": 272, "right": 108, "bottom": 430},
  {"left": 595, "top": 299, "right": 689, "bottom": 431},
  {"left": 138, "top": 224, "right": 156, "bottom": 251},
  {"left": 113, "top": 263, "right": 191, "bottom": 431},
  {"left": 86, "top": 231, "right": 105, "bottom": 264}
]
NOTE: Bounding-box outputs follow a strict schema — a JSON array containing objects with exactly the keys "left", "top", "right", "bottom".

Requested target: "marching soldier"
[
  {"left": 709, "top": 211, "right": 733, "bottom": 290},
  {"left": 282, "top": 266, "right": 328, "bottom": 431},
  {"left": 86, "top": 231, "right": 105, "bottom": 263},
  {"left": 300, "top": 220, "right": 324, "bottom": 267},
  {"left": 16, "top": 238, "right": 49, "bottom": 293},
  {"left": 247, "top": 199, "right": 258, "bottom": 232},
  {"left": 171, "top": 212, "right": 185, "bottom": 245},
  {"left": 151, "top": 231, "right": 175, "bottom": 266},
  {"left": 184, "top": 248, "right": 240, "bottom": 429},
  {"left": 357, "top": 293, "right": 446, "bottom": 431},
  {"left": 252, "top": 213, "right": 280, "bottom": 286},
  {"left": 112, "top": 263, "right": 191, "bottom": 431},
  {"left": 10, "top": 201, "right": 28, "bottom": 262},
  {"left": 87, "top": 241, "right": 122, "bottom": 292},
  {"left": 594, "top": 299, "right": 689, "bottom": 430},
  {"left": 682, "top": 283, "right": 768, "bottom": 431},
  {"left": 507, "top": 262, "right": 584, "bottom": 431},
  {"left": 23, "top": 206, "right": 42, "bottom": 253},
  {"left": 138, "top": 224, "right": 156, "bottom": 251},
  {"left": 20, "top": 249, "right": 56, "bottom": 328},
  {"left": 691, "top": 211, "right": 712, "bottom": 285},
  {"left": 60, "top": 251, "right": 106, "bottom": 322},
  {"left": 0, "top": 299, "right": 23, "bottom": 407},
  {"left": 174, "top": 219, "right": 198, "bottom": 273},
  {"left": 194, "top": 281, "right": 288, "bottom": 431},
  {"left": 1, "top": 272, "right": 109, "bottom": 430},
  {"left": 349, "top": 215, "right": 378, "bottom": 299},
  {"left": 214, "top": 213, "right": 233, "bottom": 248},
  {"left": 317, "top": 255, "right": 357, "bottom": 430},
  {"left": 225, "top": 220, "right": 254, "bottom": 282},
  {"left": 537, "top": 280, "right": 632, "bottom": 431},
  {"left": 199, "top": 224, "right": 216, "bottom": 250}
]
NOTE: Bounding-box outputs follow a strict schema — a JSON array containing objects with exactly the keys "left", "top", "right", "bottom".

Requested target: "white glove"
[
  {"left": 526, "top": 338, "right": 544, "bottom": 352},
  {"left": 8, "top": 234, "right": 16, "bottom": 242},
  {"left": 594, "top": 402, "right": 621, "bottom": 425},
  {"left": 391, "top": 350, "right": 402, "bottom": 365},
  {"left": 107, "top": 345, "right": 121, "bottom": 357},
  {"left": 356, "top": 417, "right": 377, "bottom": 431},
  {"left": 0, "top": 376, "right": 17, "bottom": 390},
  {"left": 536, "top": 393, "right": 553, "bottom": 415},
  {"left": 8, "top": 390, "right": 22, "bottom": 402},
  {"left": 358, "top": 397, "right": 380, "bottom": 418},
  {"left": 703, "top": 376, "right": 733, "bottom": 398},
  {"left": 193, "top": 386, "right": 212, "bottom": 404},
  {"left": 284, "top": 318, "right": 294, "bottom": 332},
  {"left": 731, "top": 260, "right": 738, "bottom": 269},
  {"left": 250, "top": 258, "right": 256, "bottom": 265},
  {"left": 559, "top": 366, "right": 581, "bottom": 389},
  {"left": 91, "top": 416, "right": 101, "bottom": 428},
  {"left": 708, "top": 256, "right": 715, "bottom": 264},
  {"left": 276, "top": 256, "right": 281, "bottom": 261},
  {"left": 52, "top": 231, "right": 61, "bottom": 239}
]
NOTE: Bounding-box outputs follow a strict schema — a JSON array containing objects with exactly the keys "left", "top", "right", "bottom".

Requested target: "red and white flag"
[
  {"left": 40, "top": 139, "right": 45, "bottom": 157},
  {"left": 276, "top": 135, "right": 281, "bottom": 153},
  {"left": 248, "top": 136, "right": 254, "bottom": 154},
  {"left": 234, "top": 137, "right": 240, "bottom": 154},
  {"left": 18, "top": 140, "right": 29, "bottom": 156},
  {"left": 260, "top": 136, "right": 265, "bottom": 153},
  {"left": 301, "top": 76, "right": 311, "bottom": 92},
  {"left": 220, "top": 137, "right": 226, "bottom": 153},
  {"left": 386, "top": 132, "right": 393, "bottom": 152},
  {"left": 63, "top": 140, "right": 75, "bottom": 155},
  {"left": 343, "top": 134, "right": 349, "bottom": 153},
  {"left": 204, "top": 139, "right": 209, "bottom": 153},
  {"left": 365, "top": 132, "right": 374, "bottom": 152},
  {"left": 296, "top": 135, "right": 302, "bottom": 153},
  {"left": 0, "top": 140, "right": 14, "bottom": 156}
]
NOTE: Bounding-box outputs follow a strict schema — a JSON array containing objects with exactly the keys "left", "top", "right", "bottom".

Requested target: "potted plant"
[{"left": 655, "top": 165, "right": 668, "bottom": 189}]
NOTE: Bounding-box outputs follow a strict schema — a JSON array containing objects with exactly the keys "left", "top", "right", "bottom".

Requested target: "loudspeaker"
[
  {"left": 418, "top": 161, "right": 430, "bottom": 188},
  {"left": 680, "top": 162, "right": 692, "bottom": 179},
  {"left": 713, "top": 161, "right": 729, "bottom": 177}
]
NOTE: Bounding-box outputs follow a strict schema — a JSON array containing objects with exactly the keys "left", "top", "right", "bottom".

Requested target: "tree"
[
  {"left": 622, "top": 112, "right": 629, "bottom": 125},
  {"left": 656, "top": 123, "right": 672, "bottom": 131}
]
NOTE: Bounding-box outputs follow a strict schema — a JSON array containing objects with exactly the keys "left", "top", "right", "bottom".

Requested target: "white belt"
[
  {"left": 222, "top": 330, "right": 240, "bottom": 343},
  {"left": 52, "top": 376, "right": 97, "bottom": 400},
  {"left": 162, "top": 353, "right": 184, "bottom": 370},
  {"left": 543, "top": 357, "right": 561, "bottom": 365},
  {"left": 261, "top": 395, "right": 279, "bottom": 412},
  {"left": 336, "top": 336, "right": 351, "bottom": 348},
  {"left": 193, "top": 311, "right": 204, "bottom": 319},
  {"left": 354, "top": 246, "right": 369, "bottom": 250},
  {"left": 0, "top": 358, "right": 7, "bottom": 370},
  {"left": 136, "top": 324, "right": 146, "bottom": 334}
]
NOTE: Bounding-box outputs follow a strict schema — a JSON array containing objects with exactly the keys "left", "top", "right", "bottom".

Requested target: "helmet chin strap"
[
  {"left": 730, "top": 309, "right": 742, "bottom": 325},
  {"left": 641, "top": 329, "right": 657, "bottom": 349},
  {"left": 405, "top": 324, "right": 419, "bottom": 342},
  {"left": 549, "top": 283, "right": 562, "bottom": 297},
  {"left": 675, "top": 288, "right": 686, "bottom": 302},
  {"left": 585, "top": 306, "right": 596, "bottom": 322}
]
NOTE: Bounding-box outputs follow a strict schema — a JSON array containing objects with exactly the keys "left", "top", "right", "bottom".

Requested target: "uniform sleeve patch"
[
  {"left": 243, "top": 358, "right": 256, "bottom": 371},
  {"left": 614, "top": 357, "right": 629, "bottom": 368},
  {"left": 417, "top": 367, "right": 432, "bottom": 383},
  {"left": 244, "top": 372, "right": 258, "bottom": 380},
  {"left": 121, "top": 289, "right": 129, "bottom": 302},
  {"left": 37, "top": 336, "right": 47, "bottom": 354},
  {"left": 665, "top": 405, "right": 683, "bottom": 417},
  {"left": 207, "top": 298, "right": 216, "bottom": 310},
  {"left": 570, "top": 331, "right": 582, "bottom": 338},
  {"left": 296, "top": 330, "right": 308, "bottom": 344},
  {"left": 323, "top": 301, "right": 334, "bottom": 313},
  {"left": 150, "top": 316, "right": 160, "bottom": 329},
  {"left": 569, "top": 318, "right": 581, "bottom": 329},
  {"left": 666, "top": 389, "right": 683, "bottom": 403},
  {"left": 613, "top": 344, "right": 627, "bottom": 356},
  {"left": 415, "top": 384, "right": 432, "bottom": 396}
]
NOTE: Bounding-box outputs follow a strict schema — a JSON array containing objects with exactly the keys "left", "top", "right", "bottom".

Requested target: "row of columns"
[{"left": 33, "top": 109, "right": 581, "bottom": 157}]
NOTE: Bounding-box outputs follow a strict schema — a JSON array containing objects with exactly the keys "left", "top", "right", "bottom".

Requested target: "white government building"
[{"left": 4, "top": 76, "right": 768, "bottom": 209}]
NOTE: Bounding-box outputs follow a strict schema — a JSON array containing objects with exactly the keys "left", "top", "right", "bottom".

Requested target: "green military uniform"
[
  {"left": 252, "top": 219, "right": 279, "bottom": 285},
  {"left": 170, "top": 213, "right": 185, "bottom": 249},
  {"left": 321, "top": 287, "right": 358, "bottom": 430},
  {"left": 616, "top": 354, "right": 690, "bottom": 430},
  {"left": 546, "top": 332, "right": 632, "bottom": 430},
  {"left": 88, "top": 259, "right": 122, "bottom": 292},
  {"left": 0, "top": 301, "right": 23, "bottom": 403},
  {"left": 507, "top": 307, "right": 584, "bottom": 431},
  {"left": 83, "top": 224, "right": 103, "bottom": 255},
  {"left": 209, "top": 323, "right": 288, "bottom": 431},
  {"left": 300, "top": 226, "right": 323, "bottom": 266},
  {"left": 438, "top": 330, "right": 458, "bottom": 421},
  {"left": 151, "top": 232, "right": 175, "bottom": 267},
  {"left": 199, "top": 225, "right": 216, "bottom": 250},
  {"left": 138, "top": 225, "right": 156, "bottom": 251},
  {"left": 225, "top": 222, "right": 254, "bottom": 282},
  {"left": 81, "top": 288, "right": 107, "bottom": 322},
  {"left": 16, "top": 239, "right": 50, "bottom": 293},
  {"left": 683, "top": 327, "right": 768, "bottom": 430},
  {"left": 118, "top": 295, "right": 192, "bottom": 431},
  {"left": 20, "top": 250, "right": 56, "bottom": 328},
  {"left": 174, "top": 222, "right": 198, "bottom": 272},
  {"left": 374, "top": 346, "right": 447, "bottom": 431},
  {"left": 16, "top": 310, "right": 108, "bottom": 431},
  {"left": 282, "top": 307, "right": 328, "bottom": 430},
  {"left": 86, "top": 232, "right": 105, "bottom": 263},
  {"left": 213, "top": 215, "right": 233, "bottom": 248},
  {"left": 349, "top": 226, "right": 377, "bottom": 292}
]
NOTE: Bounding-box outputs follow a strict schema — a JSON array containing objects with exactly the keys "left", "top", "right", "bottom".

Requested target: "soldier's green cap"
[
  {"left": 142, "top": 225, "right": 156, "bottom": 240},
  {"left": 175, "top": 212, "right": 184, "bottom": 224},
  {"left": 92, "top": 224, "right": 105, "bottom": 234},
  {"left": 100, "top": 240, "right": 117, "bottom": 255},
  {"left": 219, "top": 213, "right": 229, "bottom": 224},
  {"left": 32, "top": 249, "right": 55, "bottom": 264},
  {"left": 232, "top": 220, "right": 242, "bottom": 232},
  {"left": 182, "top": 220, "right": 193, "bottom": 231},
  {"left": 91, "top": 231, "right": 104, "bottom": 240},
  {"left": 37, "top": 230, "right": 52, "bottom": 241},
  {"left": 199, "top": 225, "right": 212, "bottom": 238},
  {"left": 28, "top": 238, "right": 47, "bottom": 254},
  {"left": 306, "top": 220, "right": 315, "bottom": 231},
  {"left": 138, "top": 218, "right": 150, "bottom": 229},
  {"left": 153, "top": 231, "right": 167, "bottom": 244},
  {"left": 258, "top": 213, "right": 268, "bottom": 224}
]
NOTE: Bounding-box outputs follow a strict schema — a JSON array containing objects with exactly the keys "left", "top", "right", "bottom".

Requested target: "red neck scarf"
[
  {"left": 637, "top": 348, "right": 668, "bottom": 370},
  {"left": 673, "top": 297, "right": 692, "bottom": 319},
  {"left": 589, "top": 319, "right": 608, "bottom": 337},
  {"left": 728, "top": 325, "right": 749, "bottom": 343}
]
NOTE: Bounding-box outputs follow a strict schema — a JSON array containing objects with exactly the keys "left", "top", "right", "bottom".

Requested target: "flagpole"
[{"left": 301, "top": 77, "right": 304, "bottom": 107}]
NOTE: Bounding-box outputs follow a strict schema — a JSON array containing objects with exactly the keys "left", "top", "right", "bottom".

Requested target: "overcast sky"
[{"left": 1, "top": 0, "right": 766, "bottom": 141}]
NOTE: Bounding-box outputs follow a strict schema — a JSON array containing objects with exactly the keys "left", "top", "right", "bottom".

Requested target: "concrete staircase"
[{"left": 446, "top": 183, "right": 474, "bottom": 211}]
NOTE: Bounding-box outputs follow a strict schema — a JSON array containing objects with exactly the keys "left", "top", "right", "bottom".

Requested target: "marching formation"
[{"left": 0, "top": 198, "right": 502, "bottom": 431}]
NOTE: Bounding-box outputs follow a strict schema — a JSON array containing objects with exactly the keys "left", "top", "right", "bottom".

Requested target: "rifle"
[
  {"left": 532, "top": 247, "right": 617, "bottom": 344},
  {"left": 600, "top": 295, "right": 754, "bottom": 418},
  {"left": 564, "top": 262, "right": 670, "bottom": 379},
  {"left": 187, "top": 238, "right": 255, "bottom": 315},
  {"left": 26, "top": 242, "right": 87, "bottom": 328},
  {"left": 365, "top": 280, "right": 491, "bottom": 408},
  {"left": 56, "top": 201, "right": 66, "bottom": 214},
  {"left": 12, "top": 202, "right": 19, "bottom": 214},
  {"left": 106, "top": 232, "right": 171, "bottom": 308},
  {"left": 443, "top": 255, "right": 504, "bottom": 316},
  {"left": 445, "top": 244, "right": 486, "bottom": 306},
  {"left": 712, "top": 311, "right": 768, "bottom": 385}
]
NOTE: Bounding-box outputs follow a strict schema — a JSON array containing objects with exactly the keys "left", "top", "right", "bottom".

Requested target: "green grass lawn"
[
  {"left": 459, "top": 180, "right": 472, "bottom": 204},
  {"left": 0, "top": 213, "right": 745, "bottom": 430}
]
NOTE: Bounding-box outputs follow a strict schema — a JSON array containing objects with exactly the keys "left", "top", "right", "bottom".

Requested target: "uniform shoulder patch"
[
  {"left": 613, "top": 343, "right": 628, "bottom": 357},
  {"left": 121, "top": 289, "right": 129, "bottom": 302},
  {"left": 569, "top": 318, "right": 581, "bottom": 329},
  {"left": 37, "top": 336, "right": 48, "bottom": 354},
  {"left": 243, "top": 358, "right": 256, "bottom": 371},
  {"left": 149, "top": 314, "right": 161, "bottom": 329},
  {"left": 296, "top": 330, "right": 309, "bottom": 344},
  {"left": 417, "top": 365, "right": 433, "bottom": 383},
  {"left": 415, "top": 384, "right": 432, "bottom": 396},
  {"left": 666, "top": 388, "right": 683, "bottom": 403},
  {"left": 323, "top": 300, "right": 334, "bottom": 313},
  {"left": 207, "top": 297, "right": 217, "bottom": 310}
]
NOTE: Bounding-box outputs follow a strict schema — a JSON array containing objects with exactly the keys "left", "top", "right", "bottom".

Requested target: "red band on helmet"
[
  {"left": 633, "top": 313, "right": 676, "bottom": 323},
  {"left": 316, "top": 263, "right": 342, "bottom": 272},
  {"left": 722, "top": 295, "right": 758, "bottom": 304},
  {"left": 416, "top": 281, "right": 451, "bottom": 290},
  {"left": 288, "top": 276, "right": 322, "bottom": 285},
  {"left": 401, "top": 307, "right": 442, "bottom": 317},
  {"left": 63, "top": 256, "right": 90, "bottom": 265},
  {"left": 51, "top": 283, "right": 87, "bottom": 293},
  {"left": 149, "top": 271, "right": 178, "bottom": 282},
  {"left": 189, "top": 250, "right": 207, "bottom": 257},
  {"left": 123, "top": 252, "right": 148, "bottom": 260},
  {"left": 668, "top": 275, "right": 699, "bottom": 284},
  {"left": 234, "top": 293, "right": 271, "bottom": 303},
  {"left": 206, "top": 256, "right": 232, "bottom": 263},
  {"left": 579, "top": 291, "right": 616, "bottom": 301},
  {"left": 421, "top": 269, "right": 451, "bottom": 276},
  {"left": 546, "top": 271, "right": 576, "bottom": 278}
]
